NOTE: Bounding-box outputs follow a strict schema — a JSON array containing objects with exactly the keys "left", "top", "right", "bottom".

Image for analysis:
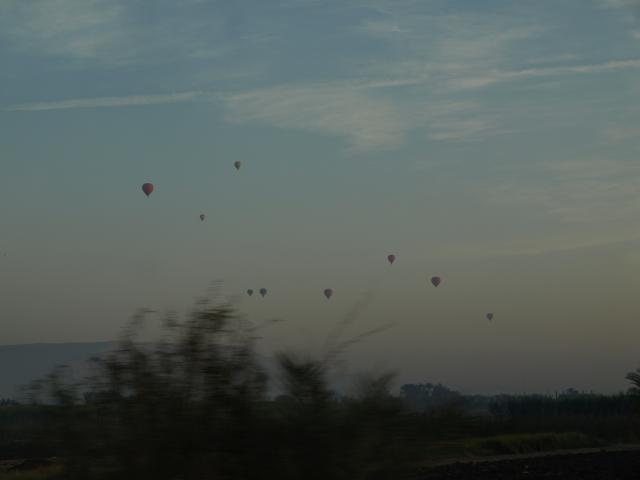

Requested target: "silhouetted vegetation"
[
  {"left": 626, "top": 368, "right": 640, "bottom": 395},
  {"left": 3, "top": 300, "right": 640, "bottom": 479},
  {"left": 15, "top": 298, "right": 407, "bottom": 479}
]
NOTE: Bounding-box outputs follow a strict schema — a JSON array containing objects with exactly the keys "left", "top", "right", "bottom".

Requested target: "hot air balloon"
[
  {"left": 430, "top": 276, "right": 441, "bottom": 287},
  {"left": 199, "top": 214, "right": 206, "bottom": 221},
  {"left": 324, "top": 288, "right": 333, "bottom": 299},
  {"left": 142, "top": 183, "right": 154, "bottom": 197},
  {"left": 486, "top": 313, "right": 494, "bottom": 321},
  {"left": 247, "top": 289, "right": 254, "bottom": 296},
  {"left": 259, "top": 288, "right": 267, "bottom": 297},
  {"left": 387, "top": 254, "right": 396, "bottom": 265},
  {"left": 234, "top": 161, "right": 241, "bottom": 171}
]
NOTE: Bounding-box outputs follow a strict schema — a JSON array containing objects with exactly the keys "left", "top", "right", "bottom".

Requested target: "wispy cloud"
[
  {"left": 0, "top": 0, "right": 234, "bottom": 66},
  {"left": 438, "top": 157, "right": 640, "bottom": 259},
  {"left": 5, "top": 0, "right": 640, "bottom": 152},
  {"left": 448, "top": 58, "right": 640, "bottom": 90},
  {"left": 0, "top": 0, "right": 127, "bottom": 61},
  {"left": 428, "top": 119, "right": 508, "bottom": 141},
  {"left": 5, "top": 81, "right": 492, "bottom": 149},
  {"left": 358, "top": 19, "right": 409, "bottom": 37},
  {"left": 217, "top": 12, "right": 544, "bottom": 149},
  {"left": 482, "top": 158, "right": 640, "bottom": 225},
  {"left": 221, "top": 79, "right": 499, "bottom": 151},
  {"left": 222, "top": 84, "right": 408, "bottom": 151},
  {"left": 599, "top": 0, "right": 640, "bottom": 30},
  {"left": 5, "top": 92, "right": 204, "bottom": 111}
]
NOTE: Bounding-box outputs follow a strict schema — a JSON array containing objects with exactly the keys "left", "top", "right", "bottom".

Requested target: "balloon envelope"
[
  {"left": 387, "top": 254, "right": 396, "bottom": 264},
  {"left": 324, "top": 288, "right": 333, "bottom": 299},
  {"left": 430, "top": 276, "right": 441, "bottom": 287},
  {"left": 486, "top": 313, "right": 494, "bottom": 321},
  {"left": 259, "top": 288, "right": 267, "bottom": 297},
  {"left": 247, "top": 289, "right": 254, "bottom": 296},
  {"left": 234, "top": 161, "right": 241, "bottom": 170},
  {"left": 199, "top": 214, "right": 206, "bottom": 221},
  {"left": 142, "top": 183, "right": 154, "bottom": 197}
]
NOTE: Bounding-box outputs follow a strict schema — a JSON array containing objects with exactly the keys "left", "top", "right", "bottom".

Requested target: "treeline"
[
  {"left": 489, "top": 392, "right": 639, "bottom": 418},
  {"left": 400, "top": 383, "right": 640, "bottom": 418},
  {"left": 398, "top": 383, "right": 640, "bottom": 441}
]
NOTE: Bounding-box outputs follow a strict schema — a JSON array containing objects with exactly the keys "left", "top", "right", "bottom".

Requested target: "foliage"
[
  {"left": 626, "top": 368, "right": 640, "bottom": 395},
  {"left": 399, "top": 383, "right": 462, "bottom": 413},
  {"left": 10, "top": 303, "right": 640, "bottom": 478},
  {"left": 28, "top": 299, "right": 403, "bottom": 480}
]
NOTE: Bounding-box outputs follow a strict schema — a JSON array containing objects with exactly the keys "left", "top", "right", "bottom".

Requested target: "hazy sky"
[{"left": 2, "top": 0, "right": 640, "bottom": 394}]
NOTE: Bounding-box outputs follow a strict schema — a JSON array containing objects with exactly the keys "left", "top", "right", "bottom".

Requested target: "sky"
[{"left": 2, "top": 0, "right": 640, "bottom": 394}]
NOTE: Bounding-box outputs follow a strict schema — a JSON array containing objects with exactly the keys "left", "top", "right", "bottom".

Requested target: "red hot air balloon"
[
  {"left": 200, "top": 214, "right": 206, "bottom": 221},
  {"left": 324, "top": 288, "right": 333, "bottom": 299},
  {"left": 486, "top": 313, "right": 494, "bottom": 321},
  {"left": 234, "top": 161, "right": 241, "bottom": 171},
  {"left": 142, "top": 183, "right": 154, "bottom": 197},
  {"left": 259, "top": 288, "right": 267, "bottom": 297},
  {"left": 247, "top": 289, "right": 254, "bottom": 296},
  {"left": 387, "top": 254, "right": 396, "bottom": 265},
  {"left": 430, "top": 276, "right": 441, "bottom": 287}
]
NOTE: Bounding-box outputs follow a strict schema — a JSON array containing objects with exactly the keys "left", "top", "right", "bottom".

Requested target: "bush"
[{"left": 33, "top": 298, "right": 403, "bottom": 480}]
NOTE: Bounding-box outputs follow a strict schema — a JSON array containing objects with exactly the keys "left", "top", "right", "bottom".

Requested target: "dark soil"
[{"left": 413, "top": 450, "right": 640, "bottom": 480}]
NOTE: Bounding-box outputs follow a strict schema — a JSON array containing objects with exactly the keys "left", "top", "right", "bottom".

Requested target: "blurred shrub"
[{"left": 33, "top": 299, "right": 403, "bottom": 480}]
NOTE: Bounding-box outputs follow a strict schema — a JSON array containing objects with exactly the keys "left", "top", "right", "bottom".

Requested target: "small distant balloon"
[
  {"left": 430, "top": 276, "right": 441, "bottom": 287},
  {"left": 199, "top": 214, "right": 206, "bottom": 221},
  {"left": 486, "top": 313, "right": 494, "bottom": 321},
  {"left": 142, "top": 183, "right": 154, "bottom": 197},
  {"left": 324, "top": 288, "right": 333, "bottom": 299},
  {"left": 259, "top": 288, "right": 267, "bottom": 297},
  {"left": 387, "top": 254, "right": 396, "bottom": 265},
  {"left": 247, "top": 289, "right": 254, "bottom": 296},
  {"left": 234, "top": 161, "right": 241, "bottom": 171}
]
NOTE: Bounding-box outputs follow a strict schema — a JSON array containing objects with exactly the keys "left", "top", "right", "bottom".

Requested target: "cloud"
[
  {"left": 222, "top": 84, "right": 408, "bottom": 151},
  {"left": 0, "top": 0, "right": 127, "bottom": 61},
  {"left": 5, "top": 92, "right": 204, "bottom": 111},
  {"left": 5, "top": 1, "right": 639, "bottom": 152},
  {"left": 217, "top": 11, "right": 545, "bottom": 150},
  {"left": 482, "top": 158, "right": 640, "bottom": 225},
  {"left": 600, "top": 0, "right": 640, "bottom": 25},
  {"left": 222, "top": 79, "right": 498, "bottom": 151},
  {"left": 448, "top": 59, "right": 640, "bottom": 90},
  {"left": 7, "top": 80, "right": 489, "bottom": 150},
  {"left": 358, "top": 19, "right": 409, "bottom": 37},
  {"left": 427, "top": 119, "right": 507, "bottom": 141},
  {"left": 0, "top": 0, "right": 234, "bottom": 66},
  {"left": 437, "top": 157, "right": 640, "bottom": 260}
]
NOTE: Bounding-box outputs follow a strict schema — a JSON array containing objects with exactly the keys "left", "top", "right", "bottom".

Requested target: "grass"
[
  {"left": 0, "top": 466, "right": 63, "bottom": 480},
  {"left": 464, "top": 432, "right": 605, "bottom": 455},
  {"left": 416, "top": 431, "right": 607, "bottom": 464}
]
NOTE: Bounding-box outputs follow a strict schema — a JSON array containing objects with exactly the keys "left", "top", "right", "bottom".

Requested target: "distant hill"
[{"left": 0, "top": 342, "right": 112, "bottom": 400}]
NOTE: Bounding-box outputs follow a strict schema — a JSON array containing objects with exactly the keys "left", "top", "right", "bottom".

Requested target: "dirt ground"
[{"left": 413, "top": 449, "right": 640, "bottom": 480}]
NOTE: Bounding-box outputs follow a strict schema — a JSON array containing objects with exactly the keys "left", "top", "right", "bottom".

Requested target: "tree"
[
  {"left": 626, "top": 368, "right": 640, "bottom": 395},
  {"left": 399, "top": 383, "right": 461, "bottom": 412}
]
